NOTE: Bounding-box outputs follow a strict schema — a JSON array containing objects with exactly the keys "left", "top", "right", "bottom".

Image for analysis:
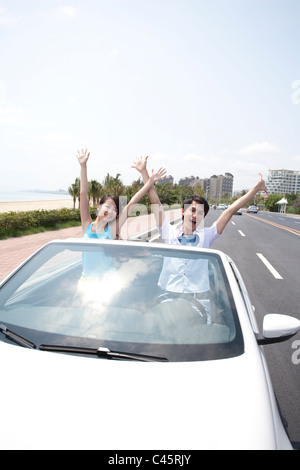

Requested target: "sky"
[{"left": 0, "top": 0, "right": 299, "bottom": 193}]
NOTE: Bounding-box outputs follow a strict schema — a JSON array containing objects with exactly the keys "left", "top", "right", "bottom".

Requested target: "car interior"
[{"left": 0, "top": 243, "right": 244, "bottom": 361}]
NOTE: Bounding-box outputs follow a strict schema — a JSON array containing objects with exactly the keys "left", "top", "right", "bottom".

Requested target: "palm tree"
[
  {"left": 68, "top": 177, "right": 80, "bottom": 209},
  {"left": 89, "top": 179, "right": 102, "bottom": 206},
  {"left": 103, "top": 173, "right": 125, "bottom": 198}
]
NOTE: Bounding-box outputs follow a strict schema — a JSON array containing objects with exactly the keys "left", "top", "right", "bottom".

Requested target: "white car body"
[
  {"left": 0, "top": 240, "right": 298, "bottom": 450},
  {"left": 0, "top": 339, "right": 291, "bottom": 450}
]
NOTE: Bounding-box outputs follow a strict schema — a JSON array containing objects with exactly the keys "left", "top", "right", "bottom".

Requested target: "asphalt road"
[{"left": 206, "top": 209, "right": 300, "bottom": 449}]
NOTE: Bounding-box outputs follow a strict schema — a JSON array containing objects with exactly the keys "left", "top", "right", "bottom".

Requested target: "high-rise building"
[
  {"left": 178, "top": 176, "right": 199, "bottom": 186},
  {"left": 266, "top": 169, "right": 300, "bottom": 194},
  {"left": 178, "top": 173, "right": 233, "bottom": 199},
  {"left": 207, "top": 173, "right": 234, "bottom": 200}
]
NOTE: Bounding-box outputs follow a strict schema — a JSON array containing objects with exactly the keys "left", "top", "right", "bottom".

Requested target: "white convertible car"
[{"left": 0, "top": 239, "right": 299, "bottom": 450}]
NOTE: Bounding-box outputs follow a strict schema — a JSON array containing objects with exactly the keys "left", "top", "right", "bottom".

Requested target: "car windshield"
[{"left": 0, "top": 241, "right": 244, "bottom": 361}]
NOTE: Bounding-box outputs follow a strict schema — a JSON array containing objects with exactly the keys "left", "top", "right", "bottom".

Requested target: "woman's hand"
[
  {"left": 76, "top": 148, "right": 90, "bottom": 165},
  {"left": 149, "top": 167, "right": 167, "bottom": 184}
]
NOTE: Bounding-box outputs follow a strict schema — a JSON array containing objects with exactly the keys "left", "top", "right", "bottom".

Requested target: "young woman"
[
  {"left": 77, "top": 149, "right": 166, "bottom": 240},
  {"left": 76, "top": 149, "right": 166, "bottom": 280}
]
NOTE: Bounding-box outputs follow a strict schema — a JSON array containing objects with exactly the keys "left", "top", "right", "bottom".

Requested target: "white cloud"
[
  {"left": 105, "top": 49, "right": 119, "bottom": 60},
  {"left": 182, "top": 153, "right": 228, "bottom": 176},
  {"left": 182, "top": 153, "right": 207, "bottom": 163},
  {"left": 128, "top": 73, "right": 143, "bottom": 83},
  {"left": 1, "top": 130, "right": 77, "bottom": 190},
  {"left": 239, "top": 142, "right": 280, "bottom": 155},
  {"left": 57, "top": 7, "right": 76, "bottom": 18},
  {"left": 0, "top": 105, "right": 27, "bottom": 125},
  {"left": 0, "top": 81, "right": 6, "bottom": 105},
  {"left": 0, "top": 82, "right": 29, "bottom": 125},
  {"left": 37, "top": 6, "right": 77, "bottom": 21},
  {"left": 14, "top": 132, "right": 74, "bottom": 153},
  {"left": 0, "top": 6, "right": 16, "bottom": 26},
  {"left": 151, "top": 153, "right": 172, "bottom": 163},
  {"left": 291, "top": 80, "right": 300, "bottom": 105}
]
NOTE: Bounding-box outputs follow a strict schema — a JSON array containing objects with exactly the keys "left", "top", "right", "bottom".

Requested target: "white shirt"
[{"left": 158, "top": 219, "right": 220, "bottom": 293}]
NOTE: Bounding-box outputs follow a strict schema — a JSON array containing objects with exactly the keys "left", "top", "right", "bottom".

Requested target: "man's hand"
[
  {"left": 76, "top": 148, "right": 90, "bottom": 165},
  {"left": 257, "top": 173, "right": 268, "bottom": 195},
  {"left": 131, "top": 155, "right": 149, "bottom": 173}
]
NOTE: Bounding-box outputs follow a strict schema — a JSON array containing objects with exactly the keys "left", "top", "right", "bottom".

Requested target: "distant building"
[
  {"left": 178, "top": 176, "right": 198, "bottom": 186},
  {"left": 178, "top": 173, "right": 233, "bottom": 199},
  {"left": 207, "top": 173, "right": 234, "bottom": 200},
  {"left": 266, "top": 169, "right": 300, "bottom": 194},
  {"left": 178, "top": 176, "right": 209, "bottom": 193}
]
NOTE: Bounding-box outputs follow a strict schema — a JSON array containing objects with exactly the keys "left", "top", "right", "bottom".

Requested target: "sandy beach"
[{"left": 0, "top": 199, "right": 76, "bottom": 213}]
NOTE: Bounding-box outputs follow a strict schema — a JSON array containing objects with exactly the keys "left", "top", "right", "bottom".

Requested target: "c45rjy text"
[{"left": 108, "top": 454, "right": 191, "bottom": 467}]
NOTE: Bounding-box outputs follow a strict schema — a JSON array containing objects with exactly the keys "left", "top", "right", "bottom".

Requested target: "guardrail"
[{"left": 129, "top": 215, "right": 182, "bottom": 242}]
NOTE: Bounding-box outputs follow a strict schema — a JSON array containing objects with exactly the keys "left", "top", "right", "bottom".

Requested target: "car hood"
[{"left": 0, "top": 341, "right": 282, "bottom": 450}]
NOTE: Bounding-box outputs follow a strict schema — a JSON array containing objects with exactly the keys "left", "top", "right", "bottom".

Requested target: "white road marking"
[
  {"left": 238, "top": 230, "right": 245, "bottom": 237},
  {"left": 231, "top": 221, "right": 236, "bottom": 225},
  {"left": 256, "top": 253, "right": 283, "bottom": 279},
  {"left": 149, "top": 232, "right": 160, "bottom": 242}
]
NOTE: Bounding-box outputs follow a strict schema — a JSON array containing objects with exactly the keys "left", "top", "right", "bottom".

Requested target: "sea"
[{"left": 0, "top": 190, "right": 72, "bottom": 202}]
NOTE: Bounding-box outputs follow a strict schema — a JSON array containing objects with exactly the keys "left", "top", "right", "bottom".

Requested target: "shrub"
[{"left": 0, "top": 208, "right": 82, "bottom": 239}]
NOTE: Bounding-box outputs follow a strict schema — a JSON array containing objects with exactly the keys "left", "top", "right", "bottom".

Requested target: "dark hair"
[
  {"left": 182, "top": 195, "right": 209, "bottom": 219},
  {"left": 98, "top": 195, "right": 120, "bottom": 217}
]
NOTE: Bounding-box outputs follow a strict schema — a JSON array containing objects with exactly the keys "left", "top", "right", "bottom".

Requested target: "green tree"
[
  {"left": 287, "top": 194, "right": 300, "bottom": 214},
  {"left": 89, "top": 179, "right": 103, "bottom": 206},
  {"left": 264, "top": 193, "right": 281, "bottom": 212},
  {"left": 103, "top": 173, "right": 125, "bottom": 197},
  {"left": 125, "top": 178, "right": 149, "bottom": 209},
  {"left": 221, "top": 192, "right": 230, "bottom": 201},
  {"left": 68, "top": 177, "right": 80, "bottom": 209},
  {"left": 192, "top": 185, "right": 205, "bottom": 198},
  {"left": 291, "top": 197, "right": 300, "bottom": 214},
  {"left": 155, "top": 183, "right": 175, "bottom": 206}
]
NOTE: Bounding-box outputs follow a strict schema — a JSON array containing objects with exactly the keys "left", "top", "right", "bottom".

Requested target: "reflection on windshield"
[
  {"left": 78, "top": 258, "right": 149, "bottom": 306},
  {"left": 0, "top": 242, "right": 244, "bottom": 361},
  {"left": 82, "top": 248, "right": 112, "bottom": 277}
]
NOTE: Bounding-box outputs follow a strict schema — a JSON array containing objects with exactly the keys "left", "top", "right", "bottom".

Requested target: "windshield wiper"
[
  {"left": 39, "top": 344, "right": 168, "bottom": 362},
  {"left": 0, "top": 324, "right": 36, "bottom": 349}
]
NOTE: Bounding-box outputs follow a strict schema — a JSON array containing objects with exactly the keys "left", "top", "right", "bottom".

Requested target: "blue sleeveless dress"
[{"left": 82, "top": 223, "right": 113, "bottom": 277}]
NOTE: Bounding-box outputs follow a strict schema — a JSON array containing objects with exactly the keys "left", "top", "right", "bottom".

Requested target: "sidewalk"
[{"left": 0, "top": 226, "right": 83, "bottom": 281}]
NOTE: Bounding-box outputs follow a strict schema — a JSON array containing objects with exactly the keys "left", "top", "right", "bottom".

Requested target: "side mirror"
[{"left": 256, "top": 314, "right": 300, "bottom": 345}]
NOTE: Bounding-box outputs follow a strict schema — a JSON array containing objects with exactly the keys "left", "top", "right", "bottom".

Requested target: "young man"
[
  {"left": 132, "top": 155, "right": 267, "bottom": 243},
  {"left": 132, "top": 156, "right": 268, "bottom": 322}
]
